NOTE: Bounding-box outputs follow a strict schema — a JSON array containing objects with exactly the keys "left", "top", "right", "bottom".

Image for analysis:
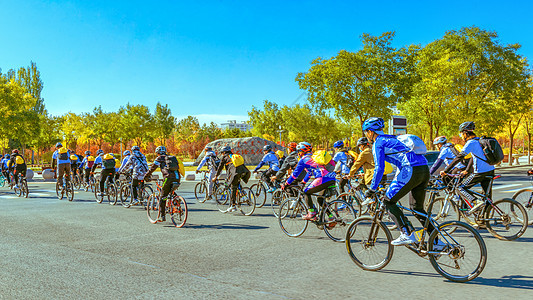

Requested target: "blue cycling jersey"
[
  {"left": 254, "top": 151, "right": 280, "bottom": 172},
  {"left": 461, "top": 138, "right": 495, "bottom": 174},
  {"left": 371, "top": 134, "right": 428, "bottom": 190},
  {"left": 121, "top": 155, "right": 131, "bottom": 172},
  {"left": 197, "top": 151, "right": 217, "bottom": 171},
  {"left": 333, "top": 151, "right": 350, "bottom": 174},
  {"left": 1, "top": 158, "right": 9, "bottom": 170},
  {"left": 286, "top": 153, "right": 336, "bottom": 186}
]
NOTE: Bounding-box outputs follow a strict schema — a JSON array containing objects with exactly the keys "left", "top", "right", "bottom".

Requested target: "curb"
[{"left": 496, "top": 164, "right": 532, "bottom": 170}]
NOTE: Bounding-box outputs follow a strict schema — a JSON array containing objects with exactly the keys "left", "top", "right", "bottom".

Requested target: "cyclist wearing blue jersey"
[
  {"left": 253, "top": 145, "right": 280, "bottom": 192},
  {"left": 1, "top": 154, "right": 11, "bottom": 185},
  {"left": 52, "top": 142, "right": 71, "bottom": 188},
  {"left": 442, "top": 121, "right": 495, "bottom": 211},
  {"left": 363, "top": 117, "right": 436, "bottom": 246},
  {"left": 196, "top": 146, "right": 219, "bottom": 200},
  {"left": 332, "top": 140, "right": 350, "bottom": 194},
  {"left": 121, "top": 150, "right": 132, "bottom": 175},
  {"left": 430, "top": 136, "right": 467, "bottom": 175}
]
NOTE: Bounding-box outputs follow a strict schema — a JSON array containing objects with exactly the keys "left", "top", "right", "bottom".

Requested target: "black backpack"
[
  {"left": 165, "top": 155, "right": 179, "bottom": 171},
  {"left": 477, "top": 137, "right": 504, "bottom": 165},
  {"left": 103, "top": 158, "right": 116, "bottom": 170}
]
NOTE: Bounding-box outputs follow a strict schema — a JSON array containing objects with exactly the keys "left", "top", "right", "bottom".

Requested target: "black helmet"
[
  {"left": 221, "top": 146, "right": 231, "bottom": 153},
  {"left": 263, "top": 145, "right": 272, "bottom": 152},
  {"left": 85, "top": 150, "right": 91, "bottom": 155},
  {"left": 357, "top": 137, "right": 369, "bottom": 146},
  {"left": 205, "top": 146, "right": 212, "bottom": 151},
  {"left": 131, "top": 145, "right": 140, "bottom": 152},
  {"left": 459, "top": 121, "right": 475, "bottom": 132},
  {"left": 96, "top": 149, "right": 104, "bottom": 156}
]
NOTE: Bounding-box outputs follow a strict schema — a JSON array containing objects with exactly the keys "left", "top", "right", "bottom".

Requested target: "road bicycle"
[
  {"left": 71, "top": 170, "right": 82, "bottom": 190},
  {"left": 336, "top": 174, "right": 366, "bottom": 217},
  {"left": 55, "top": 174, "right": 74, "bottom": 201},
  {"left": 146, "top": 179, "right": 188, "bottom": 227},
  {"left": 278, "top": 184, "right": 356, "bottom": 242},
  {"left": 119, "top": 176, "right": 152, "bottom": 209},
  {"left": 0, "top": 173, "right": 7, "bottom": 187},
  {"left": 13, "top": 173, "right": 29, "bottom": 198},
  {"left": 511, "top": 175, "right": 533, "bottom": 226},
  {"left": 429, "top": 174, "right": 528, "bottom": 240},
  {"left": 250, "top": 170, "right": 276, "bottom": 208},
  {"left": 194, "top": 170, "right": 218, "bottom": 203},
  {"left": 94, "top": 174, "right": 117, "bottom": 204},
  {"left": 215, "top": 182, "right": 256, "bottom": 215},
  {"left": 271, "top": 183, "right": 303, "bottom": 217},
  {"left": 345, "top": 181, "right": 487, "bottom": 282},
  {"left": 81, "top": 172, "right": 96, "bottom": 192}
]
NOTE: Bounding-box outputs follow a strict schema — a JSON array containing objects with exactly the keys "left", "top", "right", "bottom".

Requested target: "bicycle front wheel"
[
  {"left": 107, "top": 184, "right": 117, "bottom": 205},
  {"left": 146, "top": 193, "right": 160, "bottom": 224},
  {"left": 66, "top": 181, "right": 74, "bottom": 201},
  {"left": 250, "top": 183, "right": 267, "bottom": 208},
  {"left": 485, "top": 198, "right": 528, "bottom": 241},
  {"left": 271, "top": 189, "right": 283, "bottom": 217},
  {"left": 428, "top": 221, "right": 487, "bottom": 282},
  {"left": 430, "top": 196, "right": 461, "bottom": 224},
  {"left": 194, "top": 182, "right": 208, "bottom": 203},
  {"left": 55, "top": 182, "right": 64, "bottom": 200},
  {"left": 120, "top": 185, "right": 132, "bottom": 208},
  {"left": 512, "top": 189, "right": 533, "bottom": 225},
  {"left": 170, "top": 195, "right": 188, "bottom": 227},
  {"left": 215, "top": 186, "right": 231, "bottom": 213},
  {"left": 278, "top": 198, "right": 308, "bottom": 237},
  {"left": 238, "top": 187, "right": 255, "bottom": 216},
  {"left": 323, "top": 199, "right": 357, "bottom": 242}
]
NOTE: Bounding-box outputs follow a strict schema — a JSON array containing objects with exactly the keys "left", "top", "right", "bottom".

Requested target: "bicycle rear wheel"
[
  {"left": 511, "top": 189, "right": 533, "bottom": 225},
  {"left": 485, "top": 198, "right": 528, "bottom": 241},
  {"left": 120, "top": 185, "right": 132, "bottom": 208},
  {"left": 337, "top": 192, "right": 362, "bottom": 217},
  {"left": 107, "top": 184, "right": 117, "bottom": 205},
  {"left": 271, "top": 189, "right": 283, "bottom": 217},
  {"left": 250, "top": 183, "right": 267, "bottom": 208},
  {"left": 170, "top": 195, "right": 188, "bottom": 227},
  {"left": 55, "top": 181, "right": 64, "bottom": 200},
  {"left": 278, "top": 198, "right": 308, "bottom": 237},
  {"left": 139, "top": 185, "right": 153, "bottom": 209},
  {"left": 146, "top": 193, "right": 160, "bottom": 224},
  {"left": 345, "top": 216, "right": 393, "bottom": 271},
  {"left": 215, "top": 186, "right": 231, "bottom": 213},
  {"left": 0, "top": 175, "right": 5, "bottom": 187},
  {"left": 428, "top": 221, "right": 487, "bottom": 282},
  {"left": 194, "top": 182, "right": 208, "bottom": 203},
  {"left": 429, "top": 196, "right": 461, "bottom": 224},
  {"left": 66, "top": 180, "right": 74, "bottom": 201},
  {"left": 323, "top": 199, "right": 357, "bottom": 242},
  {"left": 238, "top": 187, "right": 255, "bottom": 216}
]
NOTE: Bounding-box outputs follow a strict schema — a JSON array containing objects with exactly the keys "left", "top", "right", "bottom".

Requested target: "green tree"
[
  {"left": 152, "top": 102, "right": 175, "bottom": 146},
  {"left": 118, "top": 104, "right": 153, "bottom": 147},
  {"left": 248, "top": 100, "right": 283, "bottom": 138}
]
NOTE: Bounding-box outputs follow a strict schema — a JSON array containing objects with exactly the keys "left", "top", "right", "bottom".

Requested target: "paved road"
[{"left": 1, "top": 167, "right": 532, "bottom": 299}]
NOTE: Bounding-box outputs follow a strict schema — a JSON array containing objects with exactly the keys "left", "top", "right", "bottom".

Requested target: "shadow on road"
[{"left": 183, "top": 223, "right": 269, "bottom": 230}]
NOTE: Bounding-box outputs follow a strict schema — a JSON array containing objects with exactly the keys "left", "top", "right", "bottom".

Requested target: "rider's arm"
[
  {"left": 196, "top": 156, "right": 208, "bottom": 171},
  {"left": 214, "top": 155, "right": 228, "bottom": 178},
  {"left": 443, "top": 143, "right": 471, "bottom": 173},
  {"left": 51, "top": 151, "right": 57, "bottom": 169},
  {"left": 369, "top": 143, "right": 385, "bottom": 191},
  {"left": 275, "top": 155, "right": 294, "bottom": 178},
  {"left": 253, "top": 156, "right": 266, "bottom": 172},
  {"left": 429, "top": 158, "right": 444, "bottom": 175},
  {"left": 349, "top": 149, "right": 369, "bottom": 176},
  {"left": 286, "top": 158, "right": 306, "bottom": 185}
]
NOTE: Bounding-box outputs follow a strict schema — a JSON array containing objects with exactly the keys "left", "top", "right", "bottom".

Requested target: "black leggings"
[
  {"left": 462, "top": 170, "right": 495, "bottom": 199},
  {"left": 99, "top": 169, "right": 115, "bottom": 193},
  {"left": 132, "top": 179, "right": 141, "bottom": 199},
  {"left": 385, "top": 165, "right": 434, "bottom": 234},
  {"left": 261, "top": 169, "right": 277, "bottom": 188},
  {"left": 160, "top": 178, "right": 180, "bottom": 217},
  {"left": 305, "top": 181, "right": 334, "bottom": 211}
]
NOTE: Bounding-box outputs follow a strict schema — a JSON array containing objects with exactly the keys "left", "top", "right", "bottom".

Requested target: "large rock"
[
  {"left": 26, "top": 169, "right": 34, "bottom": 181},
  {"left": 194, "top": 137, "right": 286, "bottom": 166},
  {"left": 42, "top": 169, "right": 55, "bottom": 181}
]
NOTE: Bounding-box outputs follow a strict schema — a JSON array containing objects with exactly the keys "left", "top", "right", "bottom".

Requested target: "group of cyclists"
[{"left": 0, "top": 118, "right": 512, "bottom": 244}]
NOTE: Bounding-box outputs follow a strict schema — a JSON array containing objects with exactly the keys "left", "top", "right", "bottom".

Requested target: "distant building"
[{"left": 220, "top": 120, "right": 251, "bottom": 131}]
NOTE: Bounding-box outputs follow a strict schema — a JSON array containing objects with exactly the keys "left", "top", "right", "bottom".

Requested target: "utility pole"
[{"left": 277, "top": 125, "right": 285, "bottom": 145}]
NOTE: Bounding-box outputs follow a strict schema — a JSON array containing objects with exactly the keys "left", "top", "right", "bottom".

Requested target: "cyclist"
[
  {"left": 441, "top": 121, "right": 495, "bottom": 211},
  {"left": 91, "top": 150, "right": 116, "bottom": 196},
  {"left": 349, "top": 137, "right": 374, "bottom": 187},
  {"left": 144, "top": 146, "right": 181, "bottom": 222},
  {"left": 121, "top": 150, "right": 132, "bottom": 176},
  {"left": 281, "top": 142, "right": 337, "bottom": 221},
  {"left": 253, "top": 145, "right": 280, "bottom": 192},
  {"left": 52, "top": 142, "right": 71, "bottom": 189},
  {"left": 79, "top": 151, "right": 95, "bottom": 189},
  {"left": 195, "top": 146, "right": 220, "bottom": 200},
  {"left": 272, "top": 142, "right": 304, "bottom": 182},
  {"left": 362, "top": 117, "right": 435, "bottom": 246},
  {"left": 119, "top": 146, "right": 149, "bottom": 205},
  {"left": 1, "top": 154, "right": 10, "bottom": 185},
  {"left": 70, "top": 150, "right": 81, "bottom": 181},
  {"left": 213, "top": 146, "right": 251, "bottom": 213},
  {"left": 332, "top": 140, "right": 350, "bottom": 194},
  {"left": 8, "top": 149, "right": 27, "bottom": 189},
  {"left": 276, "top": 150, "right": 286, "bottom": 167},
  {"left": 430, "top": 136, "right": 467, "bottom": 175}
]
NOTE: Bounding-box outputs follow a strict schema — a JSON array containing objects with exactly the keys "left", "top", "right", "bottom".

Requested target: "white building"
[{"left": 220, "top": 120, "right": 251, "bottom": 131}]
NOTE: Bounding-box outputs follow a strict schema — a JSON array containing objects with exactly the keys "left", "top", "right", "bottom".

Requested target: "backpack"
[
  {"left": 344, "top": 150, "right": 358, "bottom": 169},
  {"left": 87, "top": 156, "right": 95, "bottom": 168},
  {"left": 312, "top": 150, "right": 333, "bottom": 165},
  {"left": 230, "top": 154, "right": 244, "bottom": 167},
  {"left": 103, "top": 154, "right": 115, "bottom": 169},
  {"left": 476, "top": 137, "right": 504, "bottom": 165},
  {"left": 15, "top": 155, "right": 25, "bottom": 165},
  {"left": 394, "top": 134, "right": 427, "bottom": 155},
  {"left": 58, "top": 147, "right": 69, "bottom": 160},
  {"left": 70, "top": 154, "right": 78, "bottom": 161},
  {"left": 165, "top": 155, "right": 180, "bottom": 171}
]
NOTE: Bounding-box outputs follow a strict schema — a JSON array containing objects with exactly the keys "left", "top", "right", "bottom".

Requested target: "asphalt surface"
[{"left": 1, "top": 167, "right": 532, "bottom": 299}]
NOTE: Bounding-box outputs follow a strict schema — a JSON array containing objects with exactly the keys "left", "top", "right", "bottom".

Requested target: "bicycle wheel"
[
  {"left": 72, "top": 175, "right": 81, "bottom": 190},
  {"left": 139, "top": 185, "right": 153, "bottom": 209},
  {"left": 170, "top": 195, "right": 188, "bottom": 228},
  {"left": 21, "top": 180, "right": 29, "bottom": 198},
  {"left": 337, "top": 192, "right": 363, "bottom": 217},
  {"left": 55, "top": 181, "right": 64, "bottom": 200},
  {"left": 429, "top": 196, "right": 461, "bottom": 224},
  {"left": 66, "top": 181, "right": 74, "bottom": 201},
  {"left": 250, "top": 183, "right": 267, "bottom": 208},
  {"left": 146, "top": 193, "right": 160, "bottom": 224},
  {"left": 345, "top": 216, "right": 394, "bottom": 271},
  {"left": 107, "top": 184, "right": 117, "bottom": 205},
  {"left": 428, "top": 221, "right": 487, "bottom": 282},
  {"left": 215, "top": 186, "right": 231, "bottom": 213},
  {"left": 120, "top": 184, "right": 132, "bottom": 208},
  {"left": 484, "top": 198, "right": 528, "bottom": 241},
  {"left": 238, "top": 187, "right": 255, "bottom": 216},
  {"left": 271, "top": 189, "right": 283, "bottom": 217},
  {"left": 278, "top": 197, "right": 308, "bottom": 237},
  {"left": 323, "top": 199, "right": 357, "bottom": 242},
  {"left": 0, "top": 175, "right": 6, "bottom": 187},
  {"left": 512, "top": 189, "right": 533, "bottom": 225},
  {"left": 194, "top": 182, "right": 208, "bottom": 203}
]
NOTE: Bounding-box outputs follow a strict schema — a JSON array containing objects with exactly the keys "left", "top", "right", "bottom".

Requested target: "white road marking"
[{"left": 0, "top": 195, "right": 18, "bottom": 199}]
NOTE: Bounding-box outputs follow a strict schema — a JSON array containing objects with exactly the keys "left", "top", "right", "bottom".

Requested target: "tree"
[
  {"left": 152, "top": 102, "right": 175, "bottom": 146},
  {"left": 248, "top": 100, "right": 282, "bottom": 138},
  {"left": 118, "top": 104, "right": 153, "bottom": 148}
]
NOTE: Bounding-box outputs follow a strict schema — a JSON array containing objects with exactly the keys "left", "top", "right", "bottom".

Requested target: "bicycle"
[
  {"left": 55, "top": 174, "right": 74, "bottom": 201},
  {"left": 215, "top": 182, "right": 256, "bottom": 215},
  {"left": 81, "top": 172, "right": 96, "bottom": 192},
  {"left": 345, "top": 181, "right": 487, "bottom": 282},
  {"left": 511, "top": 175, "right": 533, "bottom": 226},
  {"left": 120, "top": 177, "right": 152, "bottom": 209},
  {"left": 434, "top": 174, "right": 528, "bottom": 240},
  {"left": 249, "top": 170, "right": 275, "bottom": 208},
  {"left": 13, "top": 173, "right": 29, "bottom": 198},
  {"left": 0, "top": 172, "right": 6, "bottom": 187},
  {"left": 336, "top": 174, "right": 366, "bottom": 217},
  {"left": 271, "top": 183, "right": 303, "bottom": 217},
  {"left": 194, "top": 170, "right": 217, "bottom": 203},
  {"left": 94, "top": 174, "right": 117, "bottom": 204},
  {"left": 146, "top": 179, "right": 188, "bottom": 227},
  {"left": 278, "top": 184, "right": 356, "bottom": 242},
  {"left": 71, "top": 171, "right": 82, "bottom": 190}
]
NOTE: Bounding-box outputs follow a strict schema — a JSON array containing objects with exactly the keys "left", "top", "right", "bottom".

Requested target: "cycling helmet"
[
  {"left": 5, "top": 154, "right": 10, "bottom": 159},
  {"left": 123, "top": 150, "right": 131, "bottom": 156},
  {"left": 131, "top": 145, "right": 140, "bottom": 152},
  {"left": 263, "top": 145, "right": 272, "bottom": 152},
  {"left": 433, "top": 136, "right": 447, "bottom": 145},
  {"left": 12, "top": 149, "right": 19, "bottom": 154},
  {"left": 459, "top": 121, "right": 475, "bottom": 132},
  {"left": 333, "top": 140, "right": 344, "bottom": 148},
  {"left": 362, "top": 117, "right": 385, "bottom": 132},
  {"left": 288, "top": 142, "right": 298, "bottom": 152},
  {"left": 85, "top": 150, "right": 91, "bottom": 155},
  {"left": 96, "top": 149, "right": 104, "bottom": 156},
  {"left": 220, "top": 146, "right": 232, "bottom": 153},
  {"left": 205, "top": 146, "right": 212, "bottom": 151},
  {"left": 356, "top": 137, "right": 369, "bottom": 146},
  {"left": 296, "top": 142, "right": 312, "bottom": 153},
  {"left": 155, "top": 146, "right": 167, "bottom": 155},
  {"left": 55, "top": 142, "right": 63, "bottom": 148}
]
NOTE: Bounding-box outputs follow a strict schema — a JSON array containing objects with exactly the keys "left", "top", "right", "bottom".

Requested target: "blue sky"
[{"left": 1, "top": 0, "right": 532, "bottom": 125}]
